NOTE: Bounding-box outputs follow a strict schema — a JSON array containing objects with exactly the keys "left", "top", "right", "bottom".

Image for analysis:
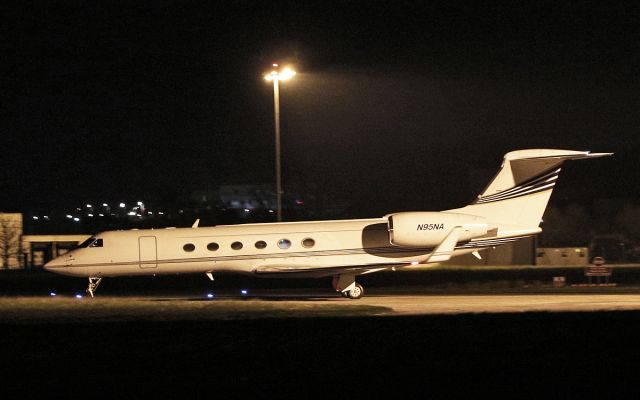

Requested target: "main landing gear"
[
  {"left": 86, "top": 277, "right": 102, "bottom": 298},
  {"left": 333, "top": 274, "right": 364, "bottom": 299},
  {"left": 340, "top": 283, "right": 364, "bottom": 299}
]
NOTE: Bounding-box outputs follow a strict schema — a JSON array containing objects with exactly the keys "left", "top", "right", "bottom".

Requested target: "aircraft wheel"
[{"left": 347, "top": 283, "right": 364, "bottom": 299}]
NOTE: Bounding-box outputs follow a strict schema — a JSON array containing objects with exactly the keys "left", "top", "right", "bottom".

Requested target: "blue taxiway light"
[
  {"left": 50, "top": 292, "right": 56, "bottom": 297},
  {"left": 75, "top": 294, "right": 83, "bottom": 299},
  {"left": 240, "top": 289, "right": 248, "bottom": 296},
  {"left": 207, "top": 293, "right": 214, "bottom": 299}
]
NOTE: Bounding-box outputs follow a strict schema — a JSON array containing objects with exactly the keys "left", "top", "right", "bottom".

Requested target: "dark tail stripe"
[{"left": 474, "top": 168, "right": 561, "bottom": 204}]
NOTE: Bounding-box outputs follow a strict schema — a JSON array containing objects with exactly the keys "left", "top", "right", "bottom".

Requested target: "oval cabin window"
[
  {"left": 255, "top": 241, "right": 267, "bottom": 249},
  {"left": 231, "top": 241, "right": 243, "bottom": 250},
  {"left": 302, "top": 238, "right": 315, "bottom": 248},
  {"left": 207, "top": 242, "right": 219, "bottom": 251},
  {"left": 183, "top": 243, "right": 195, "bottom": 252},
  {"left": 277, "top": 239, "right": 292, "bottom": 249}
]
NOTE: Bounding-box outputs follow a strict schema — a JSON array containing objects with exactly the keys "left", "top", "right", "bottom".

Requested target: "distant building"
[
  {"left": 447, "top": 237, "right": 537, "bottom": 266},
  {"left": 2, "top": 212, "right": 92, "bottom": 269},
  {"left": 0, "top": 213, "right": 23, "bottom": 269},
  {"left": 217, "top": 184, "right": 275, "bottom": 211},
  {"left": 536, "top": 247, "right": 589, "bottom": 266},
  {"left": 22, "top": 234, "right": 90, "bottom": 268}
]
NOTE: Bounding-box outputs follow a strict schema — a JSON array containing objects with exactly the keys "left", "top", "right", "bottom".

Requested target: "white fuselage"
[{"left": 43, "top": 216, "right": 493, "bottom": 278}]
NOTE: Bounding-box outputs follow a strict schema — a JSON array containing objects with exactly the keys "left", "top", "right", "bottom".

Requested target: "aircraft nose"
[
  {"left": 44, "top": 253, "right": 74, "bottom": 271},
  {"left": 44, "top": 258, "right": 63, "bottom": 271}
]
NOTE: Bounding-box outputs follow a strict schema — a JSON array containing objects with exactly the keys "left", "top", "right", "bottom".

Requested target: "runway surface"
[
  {"left": 3, "top": 292, "right": 640, "bottom": 397},
  {"left": 366, "top": 293, "right": 640, "bottom": 315},
  {"left": 3, "top": 293, "right": 640, "bottom": 322}
]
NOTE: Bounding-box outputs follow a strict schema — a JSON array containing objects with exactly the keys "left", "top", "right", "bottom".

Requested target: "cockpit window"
[
  {"left": 78, "top": 237, "right": 103, "bottom": 248},
  {"left": 79, "top": 237, "right": 96, "bottom": 248}
]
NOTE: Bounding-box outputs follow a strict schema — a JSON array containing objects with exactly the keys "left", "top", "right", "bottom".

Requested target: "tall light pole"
[{"left": 264, "top": 64, "right": 295, "bottom": 222}]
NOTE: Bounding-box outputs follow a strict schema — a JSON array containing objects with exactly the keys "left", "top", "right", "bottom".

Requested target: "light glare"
[
  {"left": 280, "top": 68, "right": 296, "bottom": 80},
  {"left": 264, "top": 66, "right": 296, "bottom": 82}
]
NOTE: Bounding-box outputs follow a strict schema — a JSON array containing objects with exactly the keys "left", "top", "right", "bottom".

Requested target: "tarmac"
[
  {"left": 2, "top": 291, "right": 640, "bottom": 397},
  {"left": 3, "top": 292, "right": 640, "bottom": 323},
  {"left": 2, "top": 272, "right": 640, "bottom": 397},
  {"left": 362, "top": 293, "right": 640, "bottom": 315}
]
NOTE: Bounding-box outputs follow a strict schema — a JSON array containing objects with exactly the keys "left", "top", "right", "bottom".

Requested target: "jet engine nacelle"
[{"left": 387, "top": 211, "right": 488, "bottom": 247}]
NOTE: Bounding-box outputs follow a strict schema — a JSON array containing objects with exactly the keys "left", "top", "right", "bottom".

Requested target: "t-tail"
[{"left": 448, "top": 149, "right": 612, "bottom": 239}]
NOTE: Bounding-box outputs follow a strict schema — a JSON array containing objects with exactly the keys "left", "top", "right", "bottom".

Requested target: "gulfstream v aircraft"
[{"left": 45, "top": 149, "right": 611, "bottom": 298}]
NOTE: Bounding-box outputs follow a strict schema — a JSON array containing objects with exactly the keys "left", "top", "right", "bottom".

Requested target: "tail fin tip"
[{"left": 450, "top": 149, "right": 612, "bottom": 229}]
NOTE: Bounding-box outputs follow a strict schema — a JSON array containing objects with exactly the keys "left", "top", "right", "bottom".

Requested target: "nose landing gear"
[{"left": 86, "top": 277, "right": 103, "bottom": 298}]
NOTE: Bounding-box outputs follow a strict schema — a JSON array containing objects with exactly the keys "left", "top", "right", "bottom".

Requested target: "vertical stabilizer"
[{"left": 449, "top": 149, "right": 612, "bottom": 230}]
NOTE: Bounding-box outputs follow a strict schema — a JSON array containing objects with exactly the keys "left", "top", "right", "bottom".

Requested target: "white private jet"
[{"left": 45, "top": 149, "right": 611, "bottom": 298}]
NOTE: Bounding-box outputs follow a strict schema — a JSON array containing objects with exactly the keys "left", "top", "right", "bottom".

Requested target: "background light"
[{"left": 264, "top": 66, "right": 296, "bottom": 81}]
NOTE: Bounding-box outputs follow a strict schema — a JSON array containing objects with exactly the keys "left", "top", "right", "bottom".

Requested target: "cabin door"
[{"left": 139, "top": 236, "right": 158, "bottom": 269}]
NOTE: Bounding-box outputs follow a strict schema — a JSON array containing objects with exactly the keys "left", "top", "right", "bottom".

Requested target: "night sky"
[{"left": 2, "top": 1, "right": 638, "bottom": 216}]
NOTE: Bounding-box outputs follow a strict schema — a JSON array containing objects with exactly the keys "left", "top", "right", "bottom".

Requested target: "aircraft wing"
[
  {"left": 253, "top": 261, "right": 412, "bottom": 277},
  {"left": 253, "top": 227, "right": 464, "bottom": 277}
]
